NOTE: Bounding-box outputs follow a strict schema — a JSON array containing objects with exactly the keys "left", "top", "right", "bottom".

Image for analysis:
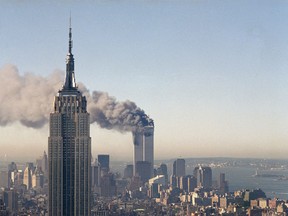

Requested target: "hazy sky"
[{"left": 1, "top": 1, "right": 288, "bottom": 161}]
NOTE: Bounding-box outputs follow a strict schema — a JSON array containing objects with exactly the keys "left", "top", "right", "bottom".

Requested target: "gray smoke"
[{"left": 0, "top": 64, "right": 153, "bottom": 131}]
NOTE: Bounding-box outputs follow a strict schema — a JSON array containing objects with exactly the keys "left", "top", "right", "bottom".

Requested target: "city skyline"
[{"left": 1, "top": 1, "right": 288, "bottom": 161}]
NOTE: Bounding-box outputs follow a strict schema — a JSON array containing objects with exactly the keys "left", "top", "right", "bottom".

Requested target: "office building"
[
  {"left": 170, "top": 175, "right": 177, "bottom": 188},
  {"left": 172, "top": 159, "right": 185, "bottom": 177},
  {"left": 0, "top": 171, "right": 8, "bottom": 188},
  {"left": 219, "top": 173, "right": 229, "bottom": 194},
  {"left": 100, "top": 173, "right": 117, "bottom": 197},
  {"left": 0, "top": 199, "right": 8, "bottom": 216},
  {"left": 149, "top": 175, "right": 166, "bottom": 187},
  {"left": 48, "top": 22, "right": 91, "bottom": 216},
  {"left": 98, "top": 154, "right": 110, "bottom": 174},
  {"left": 124, "top": 164, "right": 133, "bottom": 179},
  {"left": 148, "top": 183, "right": 160, "bottom": 198},
  {"left": 194, "top": 166, "right": 212, "bottom": 190},
  {"left": 143, "top": 126, "right": 154, "bottom": 176},
  {"left": 2, "top": 189, "right": 18, "bottom": 214},
  {"left": 41, "top": 151, "right": 48, "bottom": 178},
  {"left": 23, "top": 166, "right": 32, "bottom": 190},
  {"left": 91, "top": 160, "right": 100, "bottom": 189},
  {"left": 32, "top": 167, "right": 44, "bottom": 188},
  {"left": 133, "top": 124, "right": 154, "bottom": 178},
  {"left": 156, "top": 163, "right": 168, "bottom": 186},
  {"left": 135, "top": 161, "right": 152, "bottom": 183},
  {"left": 179, "top": 175, "right": 189, "bottom": 191},
  {"left": 188, "top": 175, "right": 197, "bottom": 192}
]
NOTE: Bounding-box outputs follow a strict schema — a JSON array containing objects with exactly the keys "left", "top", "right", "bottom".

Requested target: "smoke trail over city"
[{"left": 0, "top": 64, "right": 153, "bottom": 131}]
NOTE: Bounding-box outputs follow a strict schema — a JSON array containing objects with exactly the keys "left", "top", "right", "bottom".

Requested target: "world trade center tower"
[{"left": 48, "top": 22, "right": 91, "bottom": 216}]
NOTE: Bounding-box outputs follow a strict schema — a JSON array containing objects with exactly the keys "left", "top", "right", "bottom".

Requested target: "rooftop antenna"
[{"left": 69, "top": 12, "right": 72, "bottom": 54}]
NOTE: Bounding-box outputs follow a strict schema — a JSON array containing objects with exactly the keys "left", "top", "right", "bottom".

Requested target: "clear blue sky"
[{"left": 1, "top": 1, "right": 288, "bottom": 161}]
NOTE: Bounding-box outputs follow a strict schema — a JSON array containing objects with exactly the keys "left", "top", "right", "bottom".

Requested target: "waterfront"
[{"left": 212, "top": 166, "right": 288, "bottom": 200}]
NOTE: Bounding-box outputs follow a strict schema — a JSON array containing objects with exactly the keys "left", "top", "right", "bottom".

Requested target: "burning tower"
[{"left": 133, "top": 119, "right": 154, "bottom": 180}]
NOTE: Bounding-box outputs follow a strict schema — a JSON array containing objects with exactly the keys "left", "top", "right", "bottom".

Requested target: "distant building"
[
  {"left": 100, "top": 173, "right": 117, "bottom": 197},
  {"left": 243, "top": 189, "right": 266, "bottom": 202},
  {"left": 2, "top": 189, "right": 18, "bottom": 214},
  {"left": 124, "top": 164, "right": 133, "bottom": 179},
  {"left": 135, "top": 161, "right": 151, "bottom": 183},
  {"left": 219, "top": 173, "right": 229, "bottom": 194},
  {"left": 23, "top": 166, "right": 32, "bottom": 190},
  {"left": 41, "top": 151, "right": 48, "bottom": 178},
  {"left": 194, "top": 166, "right": 212, "bottom": 190},
  {"left": 173, "top": 159, "right": 185, "bottom": 177},
  {"left": 179, "top": 176, "right": 189, "bottom": 191},
  {"left": 156, "top": 163, "right": 168, "bottom": 186},
  {"left": 170, "top": 175, "right": 177, "bottom": 188},
  {"left": 32, "top": 167, "right": 44, "bottom": 188},
  {"left": 98, "top": 154, "right": 110, "bottom": 174},
  {"left": 148, "top": 183, "right": 160, "bottom": 198},
  {"left": 149, "top": 175, "right": 166, "bottom": 186},
  {"left": 91, "top": 160, "right": 100, "bottom": 188},
  {"left": 0, "top": 199, "right": 8, "bottom": 216},
  {"left": 188, "top": 175, "right": 197, "bottom": 192},
  {"left": 0, "top": 171, "right": 8, "bottom": 188},
  {"left": 133, "top": 125, "right": 154, "bottom": 177},
  {"left": 7, "top": 162, "right": 17, "bottom": 188}
]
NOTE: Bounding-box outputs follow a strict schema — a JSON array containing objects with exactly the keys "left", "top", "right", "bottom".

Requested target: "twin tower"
[
  {"left": 48, "top": 22, "right": 154, "bottom": 215},
  {"left": 133, "top": 124, "right": 154, "bottom": 179}
]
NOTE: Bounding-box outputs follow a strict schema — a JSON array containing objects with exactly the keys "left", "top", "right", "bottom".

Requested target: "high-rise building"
[
  {"left": 42, "top": 151, "right": 48, "bottom": 178},
  {"left": 98, "top": 154, "right": 110, "bottom": 174},
  {"left": 2, "top": 189, "right": 18, "bottom": 215},
  {"left": 188, "top": 175, "right": 197, "bottom": 192},
  {"left": 124, "top": 164, "right": 133, "bottom": 179},
  {"left": 133, "top": 125, "right": 154, "bottom": 178},
  {"left": 172, "top": 159, "right": 185, "bottom": 177},
  {"left": 143, "top": 126, "right": 154, "bottom": 175},
  {"left": 7, "top": 162, "right": 17, "bottom": 188},
  {"left": 179, "top": 175, "right": 189, "bottom": 191},
  {"left": 32, "top": 167, "right": 44, "bottom": 188},
  {"left": 219, "top": 173, "right": 229, "bottom": 194},
  {"left": 156, "top": 163, "right": 168, "bottom": 185},
  {"left": 0, "top": 199, "right": 8, "bottom": 216},
  {"left": 135, "top": 161, "right": 152, "bottom": 183},
  {"left": 0, "top": 171, "right": 8, "bottom": 188},
  {"left": 48, "top": 21, "right": 91, "bottom": 216},
  {"left": 194, "top": 166, "right": 212, "bottom": 190},
  {"left": 100, "top": 173, "right": 117, "bottom": 197},
  {"left": 91, "top": 160, "right": 99, "bottom": 186},
  {"left": 23, "top": 166, "right": 32, "bottom": 190}
]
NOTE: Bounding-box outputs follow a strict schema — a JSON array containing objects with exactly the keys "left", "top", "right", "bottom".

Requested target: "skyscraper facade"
[
  {"left": 172, "top": 158, "right": 186, "bottom": 177},
  {"left": 48, "top": 23, "right": 91, "bottom": 216},
  {"left": 23, "top": 166, "right": 32, "bottom": 190},
  {"left": 98, "top": 154, "right": 110, "bottom": 173},
  {"left": 194, "top": 166, "right": 212, "bottom": 190},
  {"left": 133, "top": 125, "right": 154, "bottom": 178}
]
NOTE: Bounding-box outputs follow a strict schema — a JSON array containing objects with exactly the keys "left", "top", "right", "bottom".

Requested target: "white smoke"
[{"left": 0, "top": 64, "right": 153, "bottom": 131}]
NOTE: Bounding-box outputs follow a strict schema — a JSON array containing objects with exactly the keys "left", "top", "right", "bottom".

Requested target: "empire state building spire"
[
  {"left": 63, "top": 16, "right": 77, "bottom": 90},
  {"left": 49, "top": 16, "right": 91, "bottom": 216}
]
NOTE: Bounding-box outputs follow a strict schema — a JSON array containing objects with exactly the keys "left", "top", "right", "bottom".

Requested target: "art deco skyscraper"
[{"left": 48, "top": 22, "right": 91, "bottom": 216}]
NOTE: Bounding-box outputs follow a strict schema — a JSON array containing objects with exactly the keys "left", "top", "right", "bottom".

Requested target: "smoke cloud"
[{"left": 0, "top": 64, "right": 153, "bottom": 131}]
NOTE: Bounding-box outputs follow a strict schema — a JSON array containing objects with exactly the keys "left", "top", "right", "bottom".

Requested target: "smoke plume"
[{"left": 0, "top": 64, "right": 153, "bottom": 131}]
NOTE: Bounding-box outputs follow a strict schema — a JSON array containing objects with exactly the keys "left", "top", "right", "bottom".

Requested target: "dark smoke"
[
  {"left": 0, "top": 64, "right": 153, "bottom": 131},
  {"left": 87, "top": 91, "right": 153, "bottom": 132}
]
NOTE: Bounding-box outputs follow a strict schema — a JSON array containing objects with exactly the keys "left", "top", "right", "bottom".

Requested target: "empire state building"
[{"left": 48, "top": 23, "right": 91, "bottom": 216}]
